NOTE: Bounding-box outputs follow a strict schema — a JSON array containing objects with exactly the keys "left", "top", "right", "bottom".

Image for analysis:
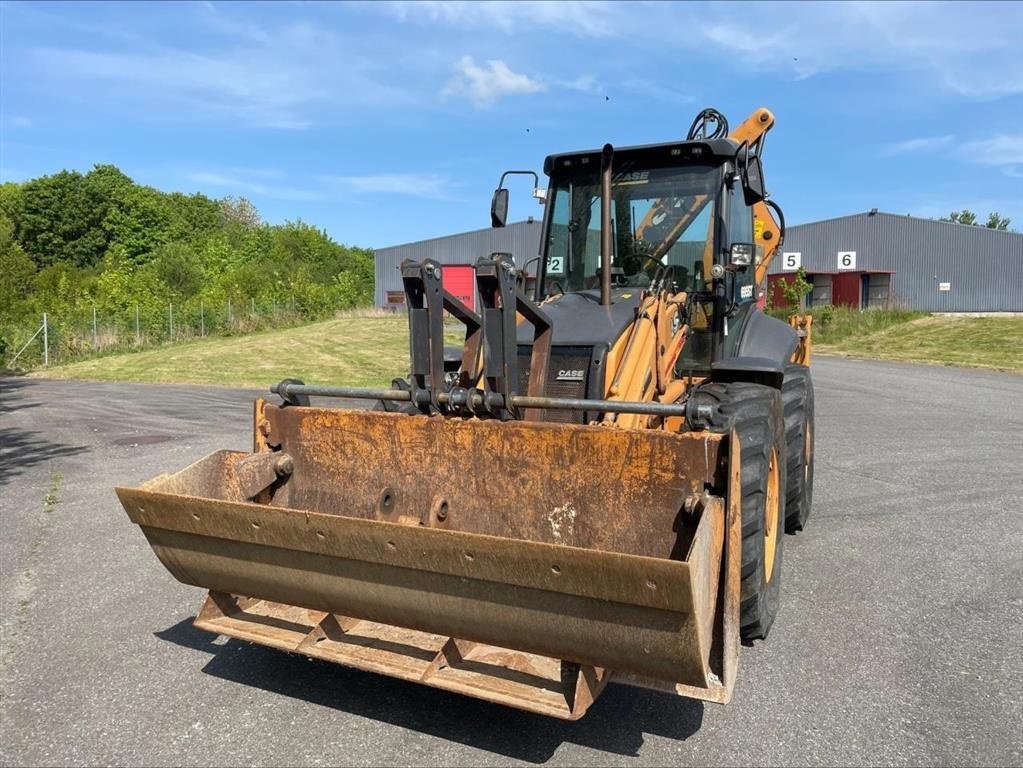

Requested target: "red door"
[
  {"left": 442, "top": 265, "right": 476, "bottom": 310},
  {"left": 831, "top": 272, "right": 861, "bottom": 309}
]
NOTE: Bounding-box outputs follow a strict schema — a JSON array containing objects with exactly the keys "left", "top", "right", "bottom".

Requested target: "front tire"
[
  {"left": 781, "top": 364, "right": 815, "bottom": 532},
  {"left": 691, "top": 381, "right": 787, "bottom": 640}
]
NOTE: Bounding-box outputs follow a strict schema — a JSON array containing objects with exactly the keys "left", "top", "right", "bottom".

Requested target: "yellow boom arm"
[{"left": 728, "top": 108, "right": 784, "bottom": 286}]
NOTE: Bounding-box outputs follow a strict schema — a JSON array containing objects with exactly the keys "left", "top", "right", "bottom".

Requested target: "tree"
[
  {"left": 985, "top": 212, "right": 1011, "bottom": 230},
  {"left": 102, "top": 184, "right": 173, "bottom": 261},
  {"left": 146, "top": 242, "right": 204, "bottom": 297},
  {"left": 219, "top": 196, "right": 261, "bottom": 229},
  {"left": 941, "top": 210, "right": 978, "bottom": 226},
  {"left": 1, "top": 163, "right": 378, "bottom": 362},
  {"left": 15, "top": 170, "right": 112, "bottom": 267},
  {"left": 0, "top": 211, "right": 36, "bottom": 322},
  {"left": 778, "top": 267, "right": 812, "bottom": 310},
  {"left": 941, "top": 209, "right": 1011, "bottom": 230}
]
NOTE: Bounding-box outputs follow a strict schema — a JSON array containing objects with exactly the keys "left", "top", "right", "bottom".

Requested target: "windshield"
[{"left": 542, "top": 163, "right": 721, "bottom": 295}]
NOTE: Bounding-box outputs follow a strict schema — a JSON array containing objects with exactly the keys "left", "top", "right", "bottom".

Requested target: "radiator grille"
[{"left": 517, "top": 346, "right": 592, "bottom": 424}]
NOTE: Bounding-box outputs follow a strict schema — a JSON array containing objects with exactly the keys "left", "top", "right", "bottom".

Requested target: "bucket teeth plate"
[{"left": 195, "top": 591, "right": 611, "bottom": 719}]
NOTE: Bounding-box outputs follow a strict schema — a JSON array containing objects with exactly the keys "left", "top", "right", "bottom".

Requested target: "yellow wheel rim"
[{"left": 764, "top": 446, "right": 780, "bottom": 582}]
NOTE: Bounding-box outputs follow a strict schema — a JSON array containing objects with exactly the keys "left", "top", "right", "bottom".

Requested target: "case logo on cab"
[{"left": 556, "top": 369, "right": 586, "bottom": 381}]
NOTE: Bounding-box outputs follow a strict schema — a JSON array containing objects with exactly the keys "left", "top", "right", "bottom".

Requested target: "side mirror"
[
  {"left": 742, "top": 155, "right": 766, "bottom": 206},
  {"left": 491, "top": 188, "right": 509, "bottom": 228},
  {"left": 730, "top": 242, "right": 754, "bottom": 267}
]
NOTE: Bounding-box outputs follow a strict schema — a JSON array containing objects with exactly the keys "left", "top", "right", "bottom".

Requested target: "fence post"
[
  {"left": 251, "top": 297, "right": 255, "bottom": 315},
  {"left": 228, "top": 298, "right": 232, "bottom": 323},
  {"left": 169, "top": 302, "right": 174, "bottom": 339},
  {"left": 273, "top": 297, "right": 277, "bottom": 316},
  {"left": 43, "top": 313, "right": 49, "bottom": 366},
  {"left": 200, "top": 300, "right": 205, "bottom": 337},
  {"left": 135, "top": 305, "right": 140, "bottom": 345},
  {"left": 92, "top": 305, "right": 98, "bottom": 347}
]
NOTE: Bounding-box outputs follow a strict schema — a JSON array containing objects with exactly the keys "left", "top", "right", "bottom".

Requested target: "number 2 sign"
[{"left": 837, "top": 251, "right": 857, "bottom": 270}]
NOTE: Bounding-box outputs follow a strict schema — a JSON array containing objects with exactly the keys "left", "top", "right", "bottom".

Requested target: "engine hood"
[{"left": 518, "top": 290, "right": 641, "bottom": 347}]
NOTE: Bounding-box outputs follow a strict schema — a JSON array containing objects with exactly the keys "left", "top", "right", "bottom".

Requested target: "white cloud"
[
  {"left": 24, "top": 13, "right": 418, "bottom": 130},
  {"left": 184, "top": 171, "right": 323, "bottom": 201},
  {"left": 555, "top": 75, "right": 601, "bottom": 94},
  {"left": 375, "top": 1, "right": 620, "bottom": 38},
  {"left": 686, "top": 2, "right": 1023, "bottom": 99},
  {"left": 319, "top": 173, "right": 459, "bottom": 201},
  {"left": 185, "top": 169, "right": 459, "bottom": 202},
  {"left": 444, "top": 56, "right": 547, "bottom": 107},
  {"left": 881, "top": 133, "right": 1022, "bottom": 175},
  {"left": 961, "top": 135, "right": 1023, "bottom": 167},
  {"left": 618, "top": 77, "right": 694, "bottom": 105},
  {"left": 36, "top": 46, "right": 326, "bottom": 129},
  {"left": 883, "top": 135, "right": 955, "bottom": 156},
  {"left": 377, "top": 2, "right": 1023, "bottom": 100}
]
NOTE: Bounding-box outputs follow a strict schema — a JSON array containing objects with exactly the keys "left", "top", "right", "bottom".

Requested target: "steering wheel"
[{"left": 620, "top": 250, "right": 663, "bottom": 281}]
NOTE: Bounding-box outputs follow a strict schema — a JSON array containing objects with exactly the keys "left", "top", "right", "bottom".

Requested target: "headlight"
[{"left": 730, "top": 242, "right": 754, "bottom": 267}]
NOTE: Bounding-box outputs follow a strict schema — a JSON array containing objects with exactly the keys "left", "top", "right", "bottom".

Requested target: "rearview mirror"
[
  {"left": 742, "top": 155, "right": 766, "bottom": 206},
  {"left": 491, "top": 188, "right": 509, "bottom": 228}
]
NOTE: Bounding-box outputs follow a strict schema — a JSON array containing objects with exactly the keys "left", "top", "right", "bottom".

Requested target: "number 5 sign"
[
  {"left": 781, "top": 252, "right": 801, "bottom": 271},
  {"left": 837, "top": 251, "right": 857, "bottom": 270}
]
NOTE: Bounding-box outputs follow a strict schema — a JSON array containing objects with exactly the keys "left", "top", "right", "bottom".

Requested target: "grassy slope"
[
  {"left": 35, "top": 311, "right": 1022, "bottom": 387},
  {"left": 818, "top": 315, "right": 1023, "bottom": 372},
  {"left": 34, "top": 314, "right": 413, "bottom": 388}
]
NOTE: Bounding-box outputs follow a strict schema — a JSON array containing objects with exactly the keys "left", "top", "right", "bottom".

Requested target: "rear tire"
[
  {"left": 690, "top": 381, "right": 787, "bottom": 640},
  {"left": 781, "top": 364, "right": 815, "bottom": 533}
]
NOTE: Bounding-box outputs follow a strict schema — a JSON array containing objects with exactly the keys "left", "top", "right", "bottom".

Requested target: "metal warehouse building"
[
  {"left": 374, "top": 219, "right": 542, "bottom": 310},
  {"left": 767, "top": 211, "right": 1023, "bottom": 312},
  {"left": 375, "top": 211, "right": 1022, "bottom": 313}
]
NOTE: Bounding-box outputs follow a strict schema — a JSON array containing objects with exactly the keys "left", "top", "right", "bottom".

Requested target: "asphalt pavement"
[{"left": 1, "top": 358, "right": 1021, "bottom": 766}]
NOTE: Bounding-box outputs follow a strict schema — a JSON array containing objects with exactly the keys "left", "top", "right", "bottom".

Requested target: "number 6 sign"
[{"left": 837, "top": 251, "right": 856, "bottom": 270}]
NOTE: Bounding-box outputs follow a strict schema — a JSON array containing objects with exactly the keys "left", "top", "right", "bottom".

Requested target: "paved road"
[{"left": 1, "top": 359, "right": 1021, "bottom": 767}]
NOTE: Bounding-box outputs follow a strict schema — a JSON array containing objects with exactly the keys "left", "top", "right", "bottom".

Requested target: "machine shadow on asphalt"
[{"left": 155, "top": 617, "right": 705, "bottom": 763}]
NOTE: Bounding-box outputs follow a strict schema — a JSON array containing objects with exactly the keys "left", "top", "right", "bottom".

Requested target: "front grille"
[{"left": 517, "top": 346, "right": 592, "bottom": 424}]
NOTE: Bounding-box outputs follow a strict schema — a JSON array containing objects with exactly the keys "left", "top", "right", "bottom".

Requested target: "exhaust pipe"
[{"left": 600, "top": 143, "right": 613, "bottom": 306}]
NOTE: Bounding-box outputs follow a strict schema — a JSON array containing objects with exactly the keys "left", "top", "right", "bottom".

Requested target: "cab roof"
[{"left": 543, "top": 137, "right": 740, "bottom": 176}]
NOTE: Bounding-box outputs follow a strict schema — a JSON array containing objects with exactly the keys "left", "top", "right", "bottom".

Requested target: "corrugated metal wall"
[
  {"left": 374, "top": 220, "right": 543, "bottom": 307},
  {"left": 767, "top": 212, "right": 1023, "bottom": 312}
]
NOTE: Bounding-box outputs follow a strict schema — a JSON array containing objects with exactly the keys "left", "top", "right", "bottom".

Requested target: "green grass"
[
  {"left": 35, "top": 312, "right": 416, "bottom": 388},
  {"left": 803, "top": 306, "right": 928, "bottom": 345},
  {"left": 34, "top": 307, "right": 1022, "bottom": 387},
  {"left": 817, "top": 314, "right": 1023, "bottom": 372}
]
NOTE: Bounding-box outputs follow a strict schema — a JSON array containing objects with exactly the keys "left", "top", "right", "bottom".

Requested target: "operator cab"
[{"left": 536, "top": 137, "right": 761, "bottom": 369}]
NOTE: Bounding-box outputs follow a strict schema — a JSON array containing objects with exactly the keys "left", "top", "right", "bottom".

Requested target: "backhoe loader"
[{"left": 117, "top": 106, "right": 815, "bottom": 720}]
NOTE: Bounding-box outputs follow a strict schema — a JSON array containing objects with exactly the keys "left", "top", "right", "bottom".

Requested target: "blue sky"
[{"left": 2, "top": 1, "right": 1021, "bottom": 248}]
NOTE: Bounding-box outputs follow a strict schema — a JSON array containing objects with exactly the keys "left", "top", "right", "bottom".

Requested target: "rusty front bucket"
[{"left": 116, "top": 401, "right": 741, "bottom": 719}]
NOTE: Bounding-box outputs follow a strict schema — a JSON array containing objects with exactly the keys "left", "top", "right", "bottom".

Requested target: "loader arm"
[{"left": 601, "top": 284, "right": 689, "bottom": 430}]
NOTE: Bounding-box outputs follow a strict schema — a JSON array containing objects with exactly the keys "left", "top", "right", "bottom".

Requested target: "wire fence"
[{"left": 3, "top": 296, "right": 330, "bottom": 370}]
